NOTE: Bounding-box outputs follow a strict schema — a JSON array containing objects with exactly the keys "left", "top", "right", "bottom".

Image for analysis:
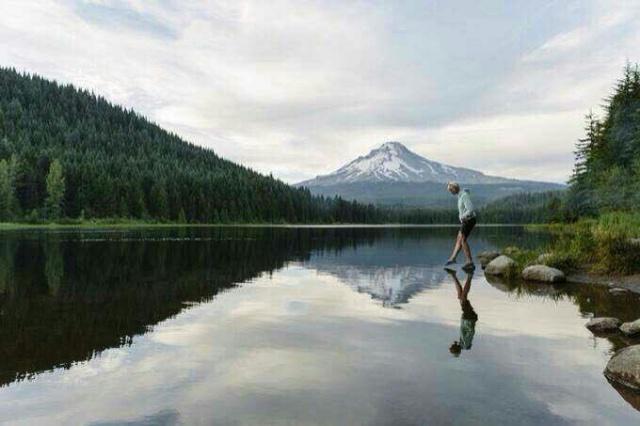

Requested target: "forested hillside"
[
  {"left": 0, "top": 68, "right": 380, "bottom": 223},
  {"left": 568, "top": 63, "right": 640, "bottom": 217}
]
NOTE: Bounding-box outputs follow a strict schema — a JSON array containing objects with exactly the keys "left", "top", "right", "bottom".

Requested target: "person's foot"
[
  {"left": 444, "top": 259, "right": 456, "bottom": 266},
  {"left": 462, "top": 262, "right": 475, "bottom": 271}
]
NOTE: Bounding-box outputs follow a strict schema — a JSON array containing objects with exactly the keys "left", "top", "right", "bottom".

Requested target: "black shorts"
[{"left": 460, "top": 216, "right": 476, "bottom": 239}]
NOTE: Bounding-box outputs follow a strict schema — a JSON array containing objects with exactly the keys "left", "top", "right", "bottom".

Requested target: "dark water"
[{"left": 1, "top": 226, "right": 639, "bottom": 425}]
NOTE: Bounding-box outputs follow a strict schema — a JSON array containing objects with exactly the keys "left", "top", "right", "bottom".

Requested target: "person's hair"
[
  {"left": 447, "top": 181, "right": 460, "bottom": 193},
  {"left": 449, "top": 341, "right": 462, "bottom": 356}
]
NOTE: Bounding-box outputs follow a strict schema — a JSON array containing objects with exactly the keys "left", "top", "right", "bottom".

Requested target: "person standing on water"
[{"left": 445, "top": 182, "right": 476, "bottom": 271}]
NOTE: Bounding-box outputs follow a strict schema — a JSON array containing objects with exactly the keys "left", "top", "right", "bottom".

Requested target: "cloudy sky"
[{"left": 1, "top": 0, "right": 639, "bottom": 184}]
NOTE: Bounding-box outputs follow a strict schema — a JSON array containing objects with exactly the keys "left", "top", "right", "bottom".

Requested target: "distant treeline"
[
  {"left": 479, "top": 191, "right": 566, "bottom": 223},
  {"left": 375, "top": 190, "right": 566, "bottom": 225},
  {"left": 0, "top": 67, "right": 384, "bottom": 224}
]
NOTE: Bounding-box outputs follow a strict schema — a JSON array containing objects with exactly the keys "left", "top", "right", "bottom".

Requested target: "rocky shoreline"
[
  {"left": 478, "top": 250, "right": 640, "bottom": 294},
  {"left": 478, "top": 249, "right": 640, "bottom": 400}
]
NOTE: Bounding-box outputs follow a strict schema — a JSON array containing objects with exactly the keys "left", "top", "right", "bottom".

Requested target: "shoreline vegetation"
[{"left": 526, "top": 212, "right": 640, "bottom": 274}]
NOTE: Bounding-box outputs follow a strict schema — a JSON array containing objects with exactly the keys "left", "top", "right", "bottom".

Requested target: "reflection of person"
[
  {"left": 446, "top": 270, "right": 478, "bottom": 357},
  {"left": 445, "top": 182, "right": 476, "bottom": 271}
]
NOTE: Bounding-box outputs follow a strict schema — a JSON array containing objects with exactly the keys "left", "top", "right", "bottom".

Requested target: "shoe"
[
  {"left": 462, "top": 262, "right": 476, "bottom": 271},
  {"left": 444, "top": 259, "right": 456, "bottom": 266}
]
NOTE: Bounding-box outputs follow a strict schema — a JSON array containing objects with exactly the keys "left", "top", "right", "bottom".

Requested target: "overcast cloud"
[{"left": 1, "top": 0, "right": 639, "bottom": 183}]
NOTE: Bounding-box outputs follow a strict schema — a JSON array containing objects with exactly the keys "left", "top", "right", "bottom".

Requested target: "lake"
[{"left": 1, "top": 226, "right": 639, "bottom": 425}]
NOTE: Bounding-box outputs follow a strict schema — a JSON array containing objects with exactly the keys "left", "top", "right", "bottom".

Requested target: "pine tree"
[
  {"left": 149, "top": 180, "right": 168, "bottom": 220},
  {"left": 178, "top": 208, "right": 187, "bottom": 223},
  {"left": 571, "top": 112, "right": 599, "bottom": 184},
  {"left": 0, "top": 159, "right": 16, "bottom": 220},
  {"left": 0, "top": 107, "right": 5, "bottom": 134},
  {"left": 45, "top": 159, "right": 65, "bottom": 220}
]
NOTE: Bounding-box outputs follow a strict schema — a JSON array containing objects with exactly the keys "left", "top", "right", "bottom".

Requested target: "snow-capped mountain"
[
  {"left": 297, "top": 142, "right": 512, "bottom": 186},
  {"left": 296, "top": 142, "right": 565, "bottom": 207}
]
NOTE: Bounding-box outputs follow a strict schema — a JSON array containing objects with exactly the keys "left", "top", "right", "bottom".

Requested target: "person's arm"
[{"left": 460, "top": 193, "right": 475, "bottom": 220}]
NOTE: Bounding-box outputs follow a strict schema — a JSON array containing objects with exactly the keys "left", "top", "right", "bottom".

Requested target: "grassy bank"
[
  {"left": 0, "top": 220, "right": 465, "bottom": 230},
  {"left": 512, "top": 212, "right": 640, "bottom": 275}
]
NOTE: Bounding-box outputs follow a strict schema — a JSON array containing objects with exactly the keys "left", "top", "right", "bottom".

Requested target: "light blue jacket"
[{"left": 457, "top": 190, "right": 475, "bottom": 222}]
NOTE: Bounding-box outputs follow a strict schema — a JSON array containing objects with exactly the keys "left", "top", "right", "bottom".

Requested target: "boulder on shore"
[
  {"left": 485, "top": 255, "right": 516, "bottom": 276},
  {"left": 620, "top": 319, "right": 640, "bottom": 336},
  {"left": 586, "top": 317, "right": 622, "bottom": 333},
  {"left": 477, "top": 251, "right": 500, "bottom": 268},
  {"left": 522, "top": 265, "right": 566, "bottom": 283},
  {"left": 604, "top": 345, "right": 640, "bottom": 391}
]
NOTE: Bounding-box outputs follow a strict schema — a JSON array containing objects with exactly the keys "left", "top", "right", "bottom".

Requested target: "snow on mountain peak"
[{"left": 297, "top": 142, "right": 512, "bottom": 187}]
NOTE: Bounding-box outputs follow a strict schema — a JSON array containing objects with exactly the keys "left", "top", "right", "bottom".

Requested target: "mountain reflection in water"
[{"left": 1, "top": 226, "right": 640, "bottom": 425}]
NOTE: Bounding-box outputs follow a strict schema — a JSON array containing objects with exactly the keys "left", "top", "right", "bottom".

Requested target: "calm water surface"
[{"left": 1, "top": 226, "right": 639, "bottom": 425}]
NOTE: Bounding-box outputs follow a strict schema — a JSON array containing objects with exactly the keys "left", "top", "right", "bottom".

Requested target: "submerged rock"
[
  {"left": 477, "top": 251, "right": 500, "bottom": 268},
  {"left": 620, "top": 319, "right": 640, "bottom": 336},
  {"left": 605, "top": 345, "right": 640, "bottom": 391},
  {"left": 586, "top": 317, "right": 621, "bottom": 333},
  {"left": 609, "top": 287, "right": 630, "bottom": 295},
  {"left": 484, "top": 255, "right": 516, "bottom": 276},
  {"left": 521, "top": 265, "right": 565, "bottom": 283},
  {"left": 608, "top": 379, "right": 640, "bottom": 412}
]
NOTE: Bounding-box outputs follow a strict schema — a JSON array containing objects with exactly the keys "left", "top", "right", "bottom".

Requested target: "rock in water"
[
  {"left": 521, "top": 265, "right": 566, "bottom": 283},
  {"left": 609, "top": 287, "right": 629, "bottom": 295},
  {"left": 605, "top": 345, "right": 640, "bottom": 391},
  {"left": 485, "top": 255, "right": 516, "bottom": 276},
  {"left": 620, "top": 319, "right": 640, "bottom": 336},
  {"left": 586, "top": 317, "right": 621, "bottom": 333},
  {"left": 477, "top": 251, "right": 500, "bottom": 268}
]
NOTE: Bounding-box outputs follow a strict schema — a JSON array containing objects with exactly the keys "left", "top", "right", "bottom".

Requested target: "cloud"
[
  {"left": 411, "top": 111, "right": 584, "bottom": 183},
  {"left": 74, "top": 0, "right": 178, "bottom": 40},
  {"left": 0, "top": 0, "right": 638, "bottom": 184}
]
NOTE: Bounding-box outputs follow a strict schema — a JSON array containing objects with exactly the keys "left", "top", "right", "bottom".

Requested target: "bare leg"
[
  {"left": 461, "top": 273, "right": 473, "bottom": 299},
  {"left": 451, "top": 274, "right": 463, "bottom": 299},
  {"left": 448, "top": 232, "right": 463, "bottom": 262},
  {"left": 461, "top": 236, "right": 473, "bottom": 264}
]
